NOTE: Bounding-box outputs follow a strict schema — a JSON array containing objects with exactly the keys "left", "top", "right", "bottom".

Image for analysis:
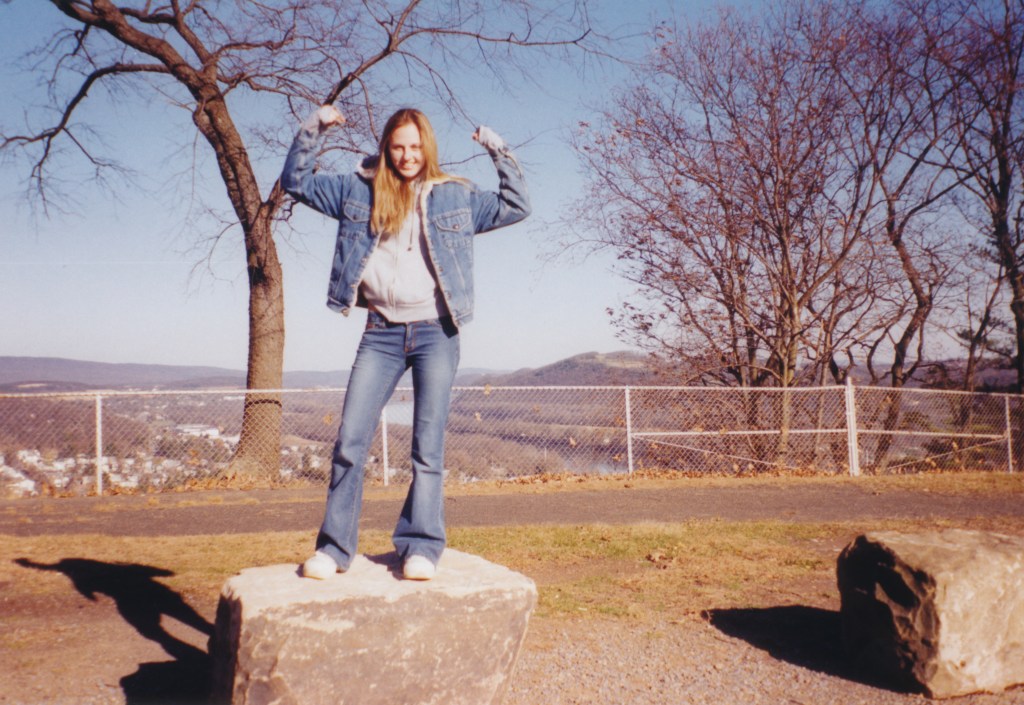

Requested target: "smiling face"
[{"left": 387, "top": 122, "right": 424, "bottom": 181}]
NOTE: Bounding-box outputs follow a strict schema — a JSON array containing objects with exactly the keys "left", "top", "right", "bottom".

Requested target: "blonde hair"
[{"left": 372, "top": 109, "right": 454, "bottom": 236}]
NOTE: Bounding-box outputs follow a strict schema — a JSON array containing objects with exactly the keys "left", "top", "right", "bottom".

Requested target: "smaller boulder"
[{"left": 837, "top": 528, "right": 1024, "bottom": 698}]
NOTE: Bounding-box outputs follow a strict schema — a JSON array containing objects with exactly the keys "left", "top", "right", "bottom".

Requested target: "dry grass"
[
  {"left": 449, "top": 515, "right": 1024, "bottom": 620},
  {"left": 5, "top": 511, "right": 1024, "bottom": 630},
  {"left": 4, "top": 469, "right": 1024, "bottom": 653},
  {"left": 471, "top": 469, "right": 1024, "bottom": 497},
  {"left": 78, "top": 469, "right": 1024, "bottom": 510}
]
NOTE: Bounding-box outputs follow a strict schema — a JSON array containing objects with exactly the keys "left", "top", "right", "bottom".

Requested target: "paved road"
[{"left": 2, "top": 483, "right": 1021, "bottom": 536}]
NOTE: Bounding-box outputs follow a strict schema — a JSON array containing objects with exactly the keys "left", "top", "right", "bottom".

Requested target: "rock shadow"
[
  {"left": 704, "top": 605, "right": 918, "bottom": 694},
  {"left": 15, "top": 557, "right": 213, "bottom": 704}
]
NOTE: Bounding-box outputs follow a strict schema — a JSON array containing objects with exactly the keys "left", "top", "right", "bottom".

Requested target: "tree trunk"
[
  {"left": 872, "top": 212, "right": 933, "bottom": 472},
  {"left": 188, "top": 89, "right": 289, "bottom": 480},
  {"left": 773, "top": 295, "right": 801, "bottom": 469},
  {"left": 988, "top": 159, "right": 1024, "bottom": 392},
  {"left": 230, "top": 211, "right": 285, "bottom": 478},
  {"left": 1004, "top": 258, "right": 1024, "bottom": 394}
]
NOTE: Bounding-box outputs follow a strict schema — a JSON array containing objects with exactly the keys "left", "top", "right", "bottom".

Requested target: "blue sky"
[{"left": 1, "top": 0, "right": 726, "bottom": 373}]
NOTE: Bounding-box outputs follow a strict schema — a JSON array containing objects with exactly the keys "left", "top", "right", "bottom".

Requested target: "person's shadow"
[{"left": 15, "top": 557, "right": 213, "bottom": 704}]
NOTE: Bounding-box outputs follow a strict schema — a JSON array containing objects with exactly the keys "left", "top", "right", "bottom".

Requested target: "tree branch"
[{"left": 3, "top": 62, "right": 168, "bottom": 203}]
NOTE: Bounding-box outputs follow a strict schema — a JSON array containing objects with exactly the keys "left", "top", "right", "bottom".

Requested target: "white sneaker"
[
  {"left": 302, "top": 551, "right": 340, "bottom": 580},
  {"left": 403, "top": 555, "right": 436, "bottom": 581}
]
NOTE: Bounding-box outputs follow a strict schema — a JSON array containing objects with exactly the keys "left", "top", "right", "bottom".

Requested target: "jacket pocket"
[
  {"left": 433, "top": 208, "right": 472, "bottom": 248},
  {"left": 341, "top": 200, "right": 371, "bottom": 237}
]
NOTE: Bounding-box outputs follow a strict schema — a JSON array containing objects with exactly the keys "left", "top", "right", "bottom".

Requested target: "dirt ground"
[{"left": 3, "top": 475, "right": 1024, "bottom": 705}]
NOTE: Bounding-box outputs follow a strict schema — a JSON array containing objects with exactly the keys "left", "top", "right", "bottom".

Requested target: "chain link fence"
[{"left": 0, "top": 382, "right": 1018, "bottom": 496}]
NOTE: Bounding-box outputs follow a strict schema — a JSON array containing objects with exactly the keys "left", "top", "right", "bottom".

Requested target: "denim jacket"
[{"left": 280, "top": 124, "right": 531, "bottom": 327}]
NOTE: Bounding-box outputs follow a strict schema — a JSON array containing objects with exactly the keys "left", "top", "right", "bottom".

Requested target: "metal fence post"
[
  {"left": 625, "top": 386, "right": 635, "bottom": 475},
  {"left": 1006, "top": 395, "right": 1015, "bottom": 474},
  {"left": 845, "top": 379, "right": 861, "bottom": 477},
  {"left": 380, "top": 406, "right": 390, "bottom": 487},
  {"left": 94, "top": 394, "right": 104, "bottom": 496}
]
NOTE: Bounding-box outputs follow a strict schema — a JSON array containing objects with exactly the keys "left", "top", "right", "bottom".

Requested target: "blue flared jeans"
[{"left": 315, "top": 311, "right": 459, "bottom": 570}]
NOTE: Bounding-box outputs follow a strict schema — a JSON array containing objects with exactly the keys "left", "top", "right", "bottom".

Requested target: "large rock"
[
  {"left": 837, "top": 529, "right": 1024, "bottom": 698},
  {"left": 210, "top": 549, "right": 537, "bottom": 705}
]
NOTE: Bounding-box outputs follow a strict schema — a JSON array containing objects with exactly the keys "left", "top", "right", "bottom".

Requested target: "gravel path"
[{"left": 507, "top": 615, "right": 1023, "bottom": 705}]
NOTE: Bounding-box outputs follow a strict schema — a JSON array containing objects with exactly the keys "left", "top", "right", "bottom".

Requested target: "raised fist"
[
  {"left": 302, "top": 105, "right": 346, "bottom": 134},
  {"left": 472, "top": 125, "right": 507, "bottom": 154}
]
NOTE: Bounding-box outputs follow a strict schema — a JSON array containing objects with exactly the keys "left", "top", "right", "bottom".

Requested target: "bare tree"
[
  {"left": 807, "top": 0, "right": 980, "bottom": 471},
  {"left": 2, "top": 0, "right": 596, "bottom": 477},
  {"left": 568, "top": 1, "right": 875, "bottom": 388},
  {"left": 926, "top": 0, "right": 1024, "bottom": 390},
  {"left": 832, "top": 3, "right": 968, "bottom": 390},
  {"left": 957, "top": 253, "right": 1014, "bottom": 390},
  {"left": 566, "top": 0, "right": 989, "bottom": 401},
  {"left": 564, "top": 1, "right": 905, "bottom": 470}
]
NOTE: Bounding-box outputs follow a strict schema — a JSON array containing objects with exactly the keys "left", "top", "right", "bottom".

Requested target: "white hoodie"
[{"left": 358, "top": 184, "right": 448, "bottom": 322}]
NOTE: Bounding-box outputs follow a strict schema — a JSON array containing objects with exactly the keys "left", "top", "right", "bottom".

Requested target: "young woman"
[{"left": 280, "top": 106, "right": 530, "bottom": 580}]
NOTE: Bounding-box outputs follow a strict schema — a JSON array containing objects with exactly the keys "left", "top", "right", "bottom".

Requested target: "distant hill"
[
  {"left": 4, "top": 353, "right": 1012, "bottom": 392},
  {"left": 475, "top": 352, "right": 1018, "bottom": 390},
  {"left": 0, "top": 357, "right": 246, "bottom": 392},
  {"left": 477, "top": 351, "right": 666, "bottom": 386},
  {"left": 0, "top": 356, "right": 503, "bottom": 392}
]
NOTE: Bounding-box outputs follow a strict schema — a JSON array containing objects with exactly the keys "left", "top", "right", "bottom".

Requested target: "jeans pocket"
[
  {"left": 365, "top": 310, "right": 389, "bottom": 330},
  {"left": 418, "top": 316, "right": 458, "bottom": 337}
]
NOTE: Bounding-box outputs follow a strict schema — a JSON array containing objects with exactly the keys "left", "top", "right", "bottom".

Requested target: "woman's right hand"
[{"left": 302, "top": 105, "right": 346, "bottom": 134}]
